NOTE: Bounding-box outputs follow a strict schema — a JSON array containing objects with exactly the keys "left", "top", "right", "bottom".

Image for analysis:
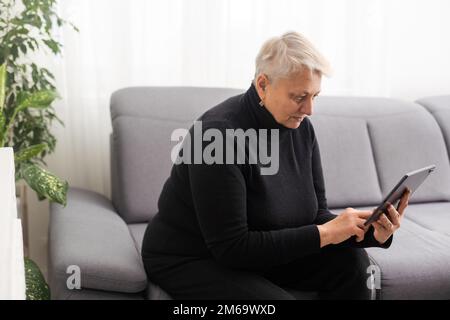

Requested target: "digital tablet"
[{"left": 364, "top": 165, "right": 436, "bottom": 226}]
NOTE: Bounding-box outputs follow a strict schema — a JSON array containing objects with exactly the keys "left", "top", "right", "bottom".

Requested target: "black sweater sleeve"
[
  {"left": 310, "top": 129, "right": 393, "bottom": 249},
  {"left": 187, "top": 128, "right": 322, "bottom": 270}
]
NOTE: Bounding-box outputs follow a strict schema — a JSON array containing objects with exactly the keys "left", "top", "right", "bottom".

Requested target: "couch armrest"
[{"left": 49, "top": 188, "right": 147, "bottom": 298}]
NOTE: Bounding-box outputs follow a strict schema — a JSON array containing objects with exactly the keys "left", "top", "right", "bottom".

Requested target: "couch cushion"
[
  {"left": 366, "top": 215, "right": 450, "bottom": 299},
  {"left": 128, "top": 223, "right": 147, "bottom": 253},
  {"left": 368, "top": 111, "right": 450, "bottom": 203},
  {"left": 49, "top": 188, "right": 148, "bottom": 296},
  {"left": 310, "top": 115, "right": 382, "bottom": 208},
  {"left": 111, "top": 87, "right": 245, "bottom": 121},
  {"left": 111, "top": 87, "right": 244, "bottom": 223},
  {"left": 128, "top": 223, "right": 174, "bottom": 300},
  {"left": 313, "top": 96, "right": 450, "bottom": 205},
  {"left": 111, "top": 117, "right": 192, "bottom": 223},
  {"left": 416, "top": 96, "right": 450, "bottom": 161},
  {"left": 416, "top": 95, "right": 450, "bottom": 116},
  {"left": 401, "top": 202, "right": 450, "bottom": 237}
]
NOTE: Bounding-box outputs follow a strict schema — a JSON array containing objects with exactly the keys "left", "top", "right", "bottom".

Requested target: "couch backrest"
[
  {"left": 312, "top": 96, "right": 450, "bottom": 209},
  {"left": 416, "top": 96, "right": 450, "bottom": 161},
  {"left": 110, "top": 87, "right": 244, "bottom": 223},
  {"left": 110, "top": 87, "right": 450, "bottom": 223}
]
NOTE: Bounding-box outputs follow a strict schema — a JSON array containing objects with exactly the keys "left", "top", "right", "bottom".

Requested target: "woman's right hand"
[{"left": 317, "top": 208, "right": 372, "bottom": 248}]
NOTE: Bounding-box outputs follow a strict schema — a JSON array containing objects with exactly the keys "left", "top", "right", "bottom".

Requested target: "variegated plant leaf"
[
  {"left": 0, "top": 112, "right": 6, "bottom": 147},
  {"left": 0, "top": 63, "right": 5, "bottom": 111},
  {"left": 20, "top": 163, "right": 68, "bottom": 206},
  {"left": 25, "top": 257, "right": 51, "bottom": 300},
  {"left": 15, "top": 144, "right": 48, "bottom": 164},
  {"left": 16, "top": 89, "right": 59, "bottom": 112}
]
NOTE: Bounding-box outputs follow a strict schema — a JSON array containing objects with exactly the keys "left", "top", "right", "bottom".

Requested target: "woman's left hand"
[{"left": 372, "top": 189, "right": 411, "bottom": 244}]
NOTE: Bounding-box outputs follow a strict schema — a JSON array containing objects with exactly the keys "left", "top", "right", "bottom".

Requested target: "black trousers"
[{"left": 142, "top": 247, "right": 372, "bottom": 300}]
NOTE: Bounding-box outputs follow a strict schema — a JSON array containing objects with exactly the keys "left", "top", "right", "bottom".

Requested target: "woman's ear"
[
  {"left": 261, "top": 81, "right": 266, "bottom": 91},
  {"left": 256, "top": 74, "right": 269, "bottom": 97}
]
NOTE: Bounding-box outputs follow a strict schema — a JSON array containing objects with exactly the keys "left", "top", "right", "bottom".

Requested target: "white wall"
[
  {"left": 24, "top": 0, "right": 450, "bottom": 279},
  {"left": 0, "top": 148, "right": 26, "bottom": 299}
]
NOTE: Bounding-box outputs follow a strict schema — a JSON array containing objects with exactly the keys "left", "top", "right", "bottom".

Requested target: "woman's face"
[{"left": 255, "top": 68, "right": 322, "bottom": 129}]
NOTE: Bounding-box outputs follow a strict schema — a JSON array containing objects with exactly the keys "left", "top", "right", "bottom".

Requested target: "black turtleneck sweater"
[{"left": 142, "top": 84, "right": 391, "bottom": 271}]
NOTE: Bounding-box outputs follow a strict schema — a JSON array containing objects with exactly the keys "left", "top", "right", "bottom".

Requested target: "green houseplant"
[{"left": 1, "top": 0, "right": 77, "bottom": 299}]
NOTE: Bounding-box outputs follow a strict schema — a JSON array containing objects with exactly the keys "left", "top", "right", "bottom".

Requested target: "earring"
[{"left": 259, "top": 100, "right": 264, "bottom": 107}]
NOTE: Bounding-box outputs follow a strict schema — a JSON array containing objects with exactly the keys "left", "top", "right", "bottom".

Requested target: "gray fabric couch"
[{"left": 48, "top": 88, "right": 450, "bottom": 300}]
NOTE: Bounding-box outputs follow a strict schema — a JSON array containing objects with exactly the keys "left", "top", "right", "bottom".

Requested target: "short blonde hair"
[{"left": 253, "top": 31, "right": 332, "bottom": 84}]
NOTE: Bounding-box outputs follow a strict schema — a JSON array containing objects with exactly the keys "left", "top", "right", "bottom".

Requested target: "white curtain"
[{"left": 44, "top": 0, "right": 450, "bottom": 198}]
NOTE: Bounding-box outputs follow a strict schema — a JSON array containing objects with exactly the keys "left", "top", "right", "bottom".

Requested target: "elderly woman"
[{"left": 141, "top": 31, "right": 410, "bottom": 300}]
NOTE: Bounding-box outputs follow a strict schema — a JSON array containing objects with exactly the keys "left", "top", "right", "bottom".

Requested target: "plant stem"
[{"left": 3, "top": 0, "right": 14, "bottom": 65}]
